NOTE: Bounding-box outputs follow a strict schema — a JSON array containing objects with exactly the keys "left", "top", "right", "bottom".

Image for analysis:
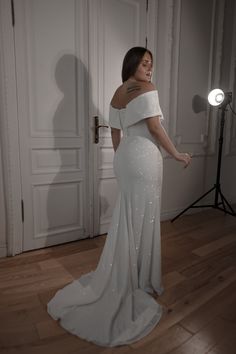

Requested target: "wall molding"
[
  {"left": 170, "top": 0, "right": 181, "bottom": 144},
  {"left": 178, "top": 0, "right": 224, "bottom": 157},
  {"left": 146, "top": 0, "right": 158, "bottom": 61},
  {"left": 225, "top": 0, "right": 236, "bottom": 156},
  {"left": 161, "top": 205, "right": 201, "bottom": 222},
  {"left": 157, "top": 0, "right": 225, "bottom": 158},
  {"left": 206, "top": 0, "right": 225, "bottom": 155},
  {"left": 155, "top": 0, "right": 175, "bottom": 159}
]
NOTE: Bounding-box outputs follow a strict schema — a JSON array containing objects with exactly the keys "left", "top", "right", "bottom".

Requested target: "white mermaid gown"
[{"left": 47, "top": 90, "right": 164, "bottom": 347}]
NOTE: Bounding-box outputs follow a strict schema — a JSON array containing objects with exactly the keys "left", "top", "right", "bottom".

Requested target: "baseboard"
[
  {"left": 161, "top": 206, "right": 205, "bottom": 222},
  {"left": 0, "top": 244, "right": 7, "bottom": 258},
  {"left": 161, "top": 202, "right": 236, "bottom": 222}
]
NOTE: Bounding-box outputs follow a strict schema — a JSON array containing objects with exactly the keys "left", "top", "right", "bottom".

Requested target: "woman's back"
[
  {"left": 109, "top": 81, "right": 164, "bottom": 141},
  {"left": 111, "top": 80, "right": 156, "bottom": 109}
]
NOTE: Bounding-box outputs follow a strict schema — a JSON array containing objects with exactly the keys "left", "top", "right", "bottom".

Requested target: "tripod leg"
[
  {"left": 171, "top": 186, "right": 216, "bottom": 222},
  {"left": 221, "top": 194, "right": 227, "bottom": 212},
  {"left": 217, "top": 186, "right": 227, "bottom": 212},
  {"left": 218, "top": 190, "right": 236, "bottom": 215}
]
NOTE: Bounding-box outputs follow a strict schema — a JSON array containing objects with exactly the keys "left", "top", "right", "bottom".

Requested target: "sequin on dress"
[{"left": 47, "top": 90, "right": 164, "bottom": 347}]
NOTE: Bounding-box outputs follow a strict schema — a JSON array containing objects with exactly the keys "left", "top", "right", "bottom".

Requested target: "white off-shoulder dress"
[{"left": 47, "top": 90, "right": 164, "bottom": 347}]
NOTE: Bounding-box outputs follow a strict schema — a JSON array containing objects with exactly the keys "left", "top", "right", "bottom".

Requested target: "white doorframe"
[
  {"left": 0, "top": 0, "right": 23, "bottom": 256},
  {"left": 87, "top": 0, "right": 99, "bottom": 238}
]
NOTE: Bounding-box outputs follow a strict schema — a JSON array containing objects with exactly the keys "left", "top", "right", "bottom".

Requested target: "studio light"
[
  {"left": 208, "top": 88, "right": 225, "bottom": 106},
  {"left": 172, "top": 88, "right": 235, "bottom": 222},
  {"left": 208, "top": 89, "right": 232, "bottom": 107}
]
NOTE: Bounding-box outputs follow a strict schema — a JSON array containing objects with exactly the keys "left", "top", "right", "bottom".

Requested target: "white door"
[
  {"left": 14, "top": 0, "right": 90, "bottom": 251},
  {"left": 89, "top": 0, "right": 150, "bottom": 235},
  {"left": 14, "top": 0, "right": 153, "bottom": 251}
]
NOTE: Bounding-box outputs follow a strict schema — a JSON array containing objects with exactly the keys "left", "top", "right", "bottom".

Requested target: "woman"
[{"left": 47, "top": 47, "right": 191, "bottom": 347}]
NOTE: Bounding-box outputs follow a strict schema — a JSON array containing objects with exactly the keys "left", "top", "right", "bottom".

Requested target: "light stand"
[{"left": 171, "top": 91, "right": 236, "bottom": 223}]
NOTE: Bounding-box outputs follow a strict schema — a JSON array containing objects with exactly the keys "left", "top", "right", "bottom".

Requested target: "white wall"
[{"left": 155, "top": 0, "right": 236, "bottom": 220}]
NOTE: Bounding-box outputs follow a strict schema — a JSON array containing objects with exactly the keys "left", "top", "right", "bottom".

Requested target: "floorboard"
[{"left": 0, "top": 209, "right": 235, "bottom": 354}]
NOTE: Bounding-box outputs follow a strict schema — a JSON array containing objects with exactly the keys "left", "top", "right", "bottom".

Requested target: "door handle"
[{"left": 94, "top": 116, "right": 109, "bottom": 144}]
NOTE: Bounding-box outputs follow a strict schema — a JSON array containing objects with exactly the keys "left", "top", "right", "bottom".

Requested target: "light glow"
[{"left": 208, "top": 89, "right": 225, "bottom": 106}]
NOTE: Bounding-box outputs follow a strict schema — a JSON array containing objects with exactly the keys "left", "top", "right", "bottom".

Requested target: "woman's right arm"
[
  {"left": 111, "top": 127, "right": 121, "bottom": 152},
  {"left": 146, "top": 116, "right": 191, "bottom": 167}
]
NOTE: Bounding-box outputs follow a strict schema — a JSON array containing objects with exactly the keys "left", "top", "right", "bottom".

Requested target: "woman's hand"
[{"left": 175, "top": 152, "right": 192, "bottom": 168}]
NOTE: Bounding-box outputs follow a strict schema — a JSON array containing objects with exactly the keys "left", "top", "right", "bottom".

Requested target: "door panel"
[
  {"left": 89, "top": 0, "right": 147, "bottom": 235},
  {"left": 15, "top": 0, "right": 89, "bottom": 250}
]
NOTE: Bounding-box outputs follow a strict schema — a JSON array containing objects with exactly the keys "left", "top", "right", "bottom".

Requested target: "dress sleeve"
[
  {"left": 109, "top": 105, "right": 122, "bottom": 129},
  {"left": 124, "top": 90, "right": 164, "bottom": 128}
]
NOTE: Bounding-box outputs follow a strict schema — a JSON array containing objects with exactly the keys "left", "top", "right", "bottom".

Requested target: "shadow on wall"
[
  {"left": 192, "top": 94, "right": 207, "bottom": 113},
  {"left": 45, "top": 54, "right": 92, "bottom": 249}
]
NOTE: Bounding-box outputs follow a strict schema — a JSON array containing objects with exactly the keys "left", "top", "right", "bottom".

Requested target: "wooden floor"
[{"left": 0, "top": 209, "right": 236, "bottom": 354}]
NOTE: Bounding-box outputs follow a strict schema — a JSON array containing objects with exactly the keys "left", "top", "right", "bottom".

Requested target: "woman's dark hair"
[{"left": 121, "top": 46, "right": 153, "bottom": 83}]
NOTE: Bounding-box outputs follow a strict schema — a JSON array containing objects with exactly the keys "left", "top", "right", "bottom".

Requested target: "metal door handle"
[{"left": 94, "top": 116, "right": 109, "bottom": 143}]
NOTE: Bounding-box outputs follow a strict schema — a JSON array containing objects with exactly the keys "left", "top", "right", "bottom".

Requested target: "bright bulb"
[{"left": 208, "top": 89, "right": 225, "bottom": 106}]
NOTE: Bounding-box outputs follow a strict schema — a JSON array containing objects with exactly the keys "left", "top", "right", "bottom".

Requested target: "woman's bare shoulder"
[
  {"left": 137, "top": 81, "right": 156, "bottom": 93},
  {"left": 125, "top": 81, "right": 157, "bottom": 104},
  {"left": 110, "top": 85, "right": 124, "bottom": 107},
  {"left": 110, "top": 81, "right": 157, "bottom": 108},
  {"left": 125, "top": 81, "right": 156, "bottom": 98}
]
